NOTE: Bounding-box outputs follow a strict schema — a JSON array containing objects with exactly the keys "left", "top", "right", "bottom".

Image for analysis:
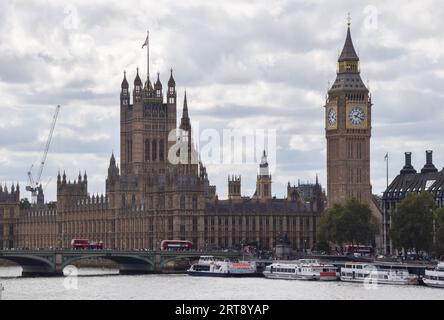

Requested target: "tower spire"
[
  {"left": 338, "top": 25, "right": 359, "bottom": 63},
  {"left": 180, "top": 90, "right": 191, "bottom": 131}
]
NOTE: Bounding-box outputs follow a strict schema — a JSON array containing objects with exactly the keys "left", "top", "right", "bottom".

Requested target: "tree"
[
  {"left": 47, "top": 202, "right": 57, "bottom": 210},
  {"left": 339, "top": 199, "right": 377, "bottom": 246},
  {"left": 434, "top": 208, "right": 444, "bottom": 258},
  {"left": 390, "top": 192, "right": 435, "bottom": 256},
  {"left": 317, "top": 203, "right": 341, "bottom": 246},
  {"left": 19, "top": 198, "right": 31, "bottom": 209},
  {"left": 317, "top": 199, "right": 376, "bottom": 250}
]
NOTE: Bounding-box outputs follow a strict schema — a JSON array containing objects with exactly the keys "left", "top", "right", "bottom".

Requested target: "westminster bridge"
[{"left": 0, "top": 250, "right": 242, "bottom": 277}]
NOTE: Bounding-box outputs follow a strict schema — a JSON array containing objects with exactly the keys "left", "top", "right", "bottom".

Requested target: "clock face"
[
  {"left": 327, "top": 108, "right": 337, "bottom": 126},
  {"left": 348, "top": 107, "right": 365, "bottom": 126}
]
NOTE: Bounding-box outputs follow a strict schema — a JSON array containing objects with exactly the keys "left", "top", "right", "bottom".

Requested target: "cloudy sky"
[{"left": 0, "top": 0, "right": 443, "bottom": 201}]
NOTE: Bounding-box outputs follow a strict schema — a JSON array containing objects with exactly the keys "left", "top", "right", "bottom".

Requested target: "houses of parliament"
[{"left": 0, "top": 22, "right": 382, "bottom": 252}]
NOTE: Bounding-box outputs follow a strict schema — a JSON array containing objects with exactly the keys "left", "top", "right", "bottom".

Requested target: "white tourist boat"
[
  {"left": 423, "top": 262, "right": 444, "bottom": 288},
  {"left": 263, "top": 259, "right": 339, "bottom": 281},
  {"left": 187, "top": 256, "right": 257, "bottom": 277},
  {"left": 340, "top": 262, "right": 418, "bottom": 285}
]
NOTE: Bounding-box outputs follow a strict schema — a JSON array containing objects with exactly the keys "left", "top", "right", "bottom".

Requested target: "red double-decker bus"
[
  {"left": 71, "top": 239, "right": 104, "bottom": 250},
  {"left": 160, "top": 240, "right": 193, "bottom": 251},
  {"left": 344, "top": 245, "right": 373, "bottom": 256}
]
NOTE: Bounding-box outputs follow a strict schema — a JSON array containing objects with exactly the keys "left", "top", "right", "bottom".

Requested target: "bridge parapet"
[{"left": 0, "top": 250, "right": 242, "bottom": 277}]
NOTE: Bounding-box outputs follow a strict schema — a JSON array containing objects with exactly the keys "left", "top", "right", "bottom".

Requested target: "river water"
[{"left": 0, "top": 267, "right": 443, "bottom": 300}]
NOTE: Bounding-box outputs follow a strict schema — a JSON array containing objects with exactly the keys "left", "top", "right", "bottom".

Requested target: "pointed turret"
[
  {"left": 167, "top": 68, "right": 176, "bottom": 105},
  {"left": 133, "top": 68, "right": 143, "bottom": 101},
  {"left": 121, "top": 71, "right": 130, "bottom": 107},
  {"left": 121, "top": 71, "right": 129, "bottom": 89},
  {"left": 110, "top": 152, "right": 116, "bottom": 166},
  {"left": 180, "top": 90, "right": 191, "bottom": 131},
  {"left": 168, "top": 68, "right": 176, "bottom": 87},
  {"left": 337, "top": 18, "right": 360, "bottom": 74},
  {"left": 134, "top": 68, "right": 142, "bottom": 86},
  {"left": 338, "top": 23, "right": 359, "bottom": 63},
  {"left": 256, "top": 150, "right": 272, "bottom": 201},
  {"left": 155, "top": 72, "right": 162, "bottom": 97},
  {"left": 329, "top": 19, "right": 367, "bottom": 91},
  {"left": 259, "top": 150, "right": 269, "bottom": 176}
]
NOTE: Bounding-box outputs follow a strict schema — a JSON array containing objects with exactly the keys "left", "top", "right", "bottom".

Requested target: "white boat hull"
[
  {"left": 423, "top": 279, "right": 444, "bottom": 288},
  {"left": 340, "top": 276, "right": 418, "bottom": 285}
]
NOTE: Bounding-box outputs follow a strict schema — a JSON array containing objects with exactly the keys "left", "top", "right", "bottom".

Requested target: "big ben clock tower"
[{"left": 325, "top": 20, "right": 372, "bottom": 208}]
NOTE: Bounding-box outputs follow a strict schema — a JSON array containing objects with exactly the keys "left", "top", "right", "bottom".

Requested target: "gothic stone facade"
[{"left": 0, "top": 67, "right": 325, "bottom": 251}]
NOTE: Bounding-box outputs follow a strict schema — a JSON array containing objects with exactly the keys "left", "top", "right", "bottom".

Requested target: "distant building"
[{"left": 382, "top": 150, "right": 444, "bottom": 254}]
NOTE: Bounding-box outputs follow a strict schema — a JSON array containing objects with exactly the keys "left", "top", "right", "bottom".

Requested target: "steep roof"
[{"left": 338, "top": 26, "right": 359, "bottom": 62}]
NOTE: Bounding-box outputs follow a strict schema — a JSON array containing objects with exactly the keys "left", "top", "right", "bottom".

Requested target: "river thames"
[{"left": 0, "top": 267, "right": 443, "bottom": 300}]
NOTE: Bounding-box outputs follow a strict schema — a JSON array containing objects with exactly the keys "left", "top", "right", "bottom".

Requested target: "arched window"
[
  {"left": 145, "top": 139, "right": 150, "bottom": 161},
  {"left": 152, "top": 140, "right": 157, "bottom": 161},
  {"left": 192, "top": 195, "right": 197, "bottom": 210},
  {"left": 180, "top": 195, "right": 185, "bottom": 209},
  {"left": 122, "top": 194, "right": 126, "bottom": 207},
  {"left": 159, "top": 139, "right": 164, "bottom": 161},
  {"left": 127, "top": 139, "right": 133, "bottom": 162}
]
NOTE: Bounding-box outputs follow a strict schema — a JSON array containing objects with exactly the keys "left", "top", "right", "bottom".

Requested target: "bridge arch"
[
  {"left": 62, "top": 254, "right": 155, "bottom": 275},
  {"left": 0, "top": 255, "right": 55, "bottom": 277}
]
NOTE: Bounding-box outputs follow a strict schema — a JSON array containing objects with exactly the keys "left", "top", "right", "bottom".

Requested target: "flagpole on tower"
[
  {"left": 142, "top": 30, "right": 150, "bottom": 83},
  {"left": 147, "top": 30, "right": 149, "bottom": 82}
]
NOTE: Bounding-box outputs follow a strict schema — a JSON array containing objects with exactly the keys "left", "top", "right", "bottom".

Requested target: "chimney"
[
  {"left": 421, "top": 150, "right": 438, "bottom": 174},
  {"left": 400, "top": 152, "right": 417, "bottom": 174},
  {"left": 426, "top": 150, "right": 433, "bottom": 165}
]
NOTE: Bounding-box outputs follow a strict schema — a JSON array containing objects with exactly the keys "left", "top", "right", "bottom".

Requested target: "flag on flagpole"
[
  {"left": 142, "top": 33, "right": 149, "bottom": 48},
  {"left": 384, "top": 153, "right": 388, "bottom": 161}
]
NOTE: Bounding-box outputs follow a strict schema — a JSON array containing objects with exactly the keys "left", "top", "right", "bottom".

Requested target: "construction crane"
[{"left": 26, "top": 105, "right": 60, "bottom": 204}]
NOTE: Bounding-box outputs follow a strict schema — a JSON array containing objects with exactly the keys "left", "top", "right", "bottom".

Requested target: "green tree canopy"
[
  {"left": 434, "top": 208, "right": 444, "bottom": 257},
  {"left": 19, "top": 198, "right": 31, "bottom": 209},
  {"left": 317, "top": 199, "right": 377, "bottom": 249},
  {"left": 390, "top": 192, "right": 435, "bottom": 255}
]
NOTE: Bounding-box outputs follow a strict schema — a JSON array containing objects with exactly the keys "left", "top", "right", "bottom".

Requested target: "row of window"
[{"left": 121, "top": 194, "right": 198, "bottom": 210}]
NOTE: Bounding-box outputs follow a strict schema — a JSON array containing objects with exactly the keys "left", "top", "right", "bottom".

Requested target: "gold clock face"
[
  {"left": 346, "top": 103, "right": 368, "bottom": 129},
  {"left": 326, "top": 101, "right": 338, "bottom": 130},
  {"left": 348, "top": 107, "right": 365, "bottom": 125},
  {"left": 328, "top": 108, "right": 337, "bottom": 126}
]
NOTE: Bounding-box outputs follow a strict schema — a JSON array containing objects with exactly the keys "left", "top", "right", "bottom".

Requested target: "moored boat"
[
  {"left": 187, "top": 256, "right": 257, "bottom": 277},
  {"left": 423, "top": 262, "right": 444, "bottom": 288},
  {"left": 263, "top": 259, "right": 339, "bottom": 281},
  {"left": 340, "top": 262, "right": 418, "bottom": 285}
]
